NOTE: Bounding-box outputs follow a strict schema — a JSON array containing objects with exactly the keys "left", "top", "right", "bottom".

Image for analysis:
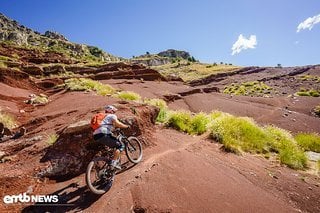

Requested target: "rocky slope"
[
  {"left": 0, "top": 13, "right": 119, "bottom": 63},
  {"left": 0, "top": 13, "right": 319, "bottom": 213},
  {"left": 130, "top": 49, "right": 195, "bottom": 66}
]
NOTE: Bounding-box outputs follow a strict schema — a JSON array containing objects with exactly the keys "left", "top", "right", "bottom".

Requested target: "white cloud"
[
  {"left": 231, "top": 34, "right": 257, "bottom": 55},
  {"left": 297, "top": 14, "right": 320, "bottom": 32}
]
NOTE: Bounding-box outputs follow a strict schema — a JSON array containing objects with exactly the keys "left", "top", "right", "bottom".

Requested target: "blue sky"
[{"left": 1, "top": 0, "right": 319, "bottom": 66}]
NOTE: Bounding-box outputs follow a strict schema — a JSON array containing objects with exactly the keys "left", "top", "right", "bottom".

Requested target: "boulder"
[
  {"left": 305, "top": 151, "right": 320, "bottom": 162},
  {"left": 39, "top": 104, "right": 159, "bottom": 179},
  {"left": 157, "top": 49, "right": 191, "bottom": 60},
  {"left": 43, "top": 31, "right": 68, "bottom": 41}
]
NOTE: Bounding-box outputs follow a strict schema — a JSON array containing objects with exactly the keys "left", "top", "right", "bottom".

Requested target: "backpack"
[{"left": 90, "top": 113, "right": 106, "bottom": 130}]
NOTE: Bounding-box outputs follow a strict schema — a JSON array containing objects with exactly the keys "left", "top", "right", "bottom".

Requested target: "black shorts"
[{"left": 93, "top": 133, "right": 123, "bottom": 150}]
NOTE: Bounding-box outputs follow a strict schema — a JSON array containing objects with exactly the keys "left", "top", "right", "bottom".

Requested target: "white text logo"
[{"left": 3, "top": 193, "right": 59, "bottom": 204}]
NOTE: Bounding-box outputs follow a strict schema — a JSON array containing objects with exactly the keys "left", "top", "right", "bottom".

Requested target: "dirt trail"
[{"left": 22, "top": 127, "right": 320, "bottom": 213}]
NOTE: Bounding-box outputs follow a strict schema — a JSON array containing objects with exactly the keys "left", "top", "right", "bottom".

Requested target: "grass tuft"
[
  {"left": 265, "top": 126, "right": 307, "bottom": 169},
  {"left": 145, "top": 106, "right": 313, "bottom": 170},
  {"left": 0, "top": 111, "right": 16, "bottom": 129},
  {"left": 210, "top": 114, "right": 268, "bottom": 154},
  {"left": 189, "top": 112, "right": 210, "bottom": 135},
  {"left": 153, "top": 61, "right": 240, "bottom": 82},
  {"left": 295, "top": 133, "right": 320, "bottom": 152},
  {"left": 144, "top": 98, "right": 167, "bottom": 109},
  {"left": 167, "top": 111, "right": 211, "bottom": 135},
  {"left": 0, "top": 61, "right": 7, "bottom": 68},
  {"left": 144, "top": 98, "right": 169, "bottom": 123},
  {"left": 224, "top": 81, "right": 273, "bottom": 96},
  {"left": 208, "top": 114, "right": 307, "bottom": 169},
  {"left": 296, "top": 88, "right": 320, "bottom": 97},
  {"left": 167, "top": 111, "right": 192, "bottom": 133},
  {"left": 46, "top": 133, "right": 58, "bottom": 145},
  {"left": 64, "top": 78, "right": 115, "bottom": 96},
  {"left": 116, "top": 91, "right": 141, "bottom": 101}
]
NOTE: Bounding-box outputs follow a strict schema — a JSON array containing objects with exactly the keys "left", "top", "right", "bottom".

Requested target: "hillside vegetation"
[
  {"left": 153, "top": 61, "right": 240, "bottom": 82},
  {"left": 154, "top": 108, "right": 319, "bottom": 170}
]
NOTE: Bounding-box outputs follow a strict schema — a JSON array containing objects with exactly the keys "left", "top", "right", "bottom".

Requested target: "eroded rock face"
[
  {"left": 39, "top": 104, "right": 159, "bottom": 179},
  {"left": 21, "top": 65, "right": 43, "bottom": 75},
  {"left": 131, "top": 58, "right": 171, "bottom": 66},
  {"left": 92, "top": 62, "right": 167, "bottom": 81},
  {"left": 43, "top": 65, "right": 66, "bottom": 75},
  {"left": 44, "top": 31, "right": 68, "bottom": 41},
  {"left": 157, "top": 49, "right": 191, "bottom": 60}
]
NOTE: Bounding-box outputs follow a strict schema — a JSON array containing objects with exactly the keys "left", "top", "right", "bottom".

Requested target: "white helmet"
[{"left": 104, "top": 105, "right": 118, "bottom": 113}]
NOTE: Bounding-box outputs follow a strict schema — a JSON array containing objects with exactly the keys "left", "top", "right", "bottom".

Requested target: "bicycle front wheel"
[{"left": 125, "top": 136, "right": 143, "bottom": 163}]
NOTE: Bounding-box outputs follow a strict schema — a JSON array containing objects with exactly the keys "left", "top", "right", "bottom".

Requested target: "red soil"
[{"left": 0, "top": 63, "right": 319, "bottom": 212}]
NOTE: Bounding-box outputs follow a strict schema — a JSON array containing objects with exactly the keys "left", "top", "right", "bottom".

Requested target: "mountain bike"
[{"left": 85, "top": 129, "right": 143, "bottom": 194}]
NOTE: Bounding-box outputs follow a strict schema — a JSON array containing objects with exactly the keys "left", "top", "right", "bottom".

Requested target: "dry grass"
[
  {"left": 0, "top": 111, "right": 16, "bottom": 129},
  {"left": 153, "top": 61, "right": 240, "bottom": 82}
]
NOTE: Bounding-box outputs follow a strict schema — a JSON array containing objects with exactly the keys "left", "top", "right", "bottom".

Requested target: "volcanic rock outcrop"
[{"left": 39, "top": 104, "right": 159, "bottom": 179}]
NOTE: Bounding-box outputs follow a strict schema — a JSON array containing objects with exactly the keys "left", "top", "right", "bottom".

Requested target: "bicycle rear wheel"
[
  {"left": 125, "top": 136, "right": 143, "bottom": 163},
  {"left": 85, "top": 157, "right": 114, "bottom": 194}
]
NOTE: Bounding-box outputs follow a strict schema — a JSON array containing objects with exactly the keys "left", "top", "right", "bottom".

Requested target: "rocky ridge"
[
  {"left": 130, "top": 49, "right": 194, "bottom": 66},
  {"left": 0, "top": 13, "right": 119, "bottom": 62}
]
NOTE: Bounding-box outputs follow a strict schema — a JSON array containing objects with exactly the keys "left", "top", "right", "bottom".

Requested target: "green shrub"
[
  {"left": 156, "top": 108, "right": 170, "bottom": 123},
  {"left": 0, "top": 61, "right": 7, "bottom": 68},
  {"left": 116, "top": 91, "right": 141, "bottom": 101},
  {"left": 209, "top": 114, "right": 307, "bottom": 169},
  {"left": 46, "top": 133, "right": 58, "bottom": 145},
  {"left": 278, "top": 148, "right": 307, "bottom": 169},
  {"left": 223, "top": 81, "right": 273, "bottom": 96},
  {"left": 208, "top": 111, "right": 224, "bottom": 121},
  {"left": 33, "top": 95, "right": 49, "bottom": 104},
  {"left": 0, "top": 111, "right": 16, "bottom": 129},
  {"left": 210, "top": 114, "right": 268, "bottom": 154},
  {"left": 64, "top": 78, "right": 115, "bottom": 96},
  {"left": 167, "top": 111, "right": 192, "bottom": 133},
  {"left": 144, "top": 98, "right": 167, "bottom": 109},
  {"left": 88, "top": 46, "right": 103, "bottom": 57},
  {"left": 295, "top": 133, "right": 320, "bottom": 152},
  {"left": 265, "top": 126, "right": 307, "bottom": 169},
  {"left": 167, "top": 111, "right": 210, "bottom": 135},
  {"left": 160, "top": 108, "right": 311, "bottom": 170},
  {"left": 296, "top": 91, "right": 310, "bottom": 96},
  {"left": 297, "top": 75, "right": 320, "bottom": 82},
  {"left": 309, "top": 90, "right": 320, "bottom": 97},
  {"left": 189, "top": 113, "right": 210, "bottom": 135},
  {"left": 144, "top": 98, "right": 169, "bottom": 123},
  {"left": 296, "top": 88, "right": 320, "bottom": 97}
]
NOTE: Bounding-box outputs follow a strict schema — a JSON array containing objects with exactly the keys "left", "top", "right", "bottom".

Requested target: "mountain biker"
[{"left": 93, "top": 105, "right": 129, "bottom": 170}]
